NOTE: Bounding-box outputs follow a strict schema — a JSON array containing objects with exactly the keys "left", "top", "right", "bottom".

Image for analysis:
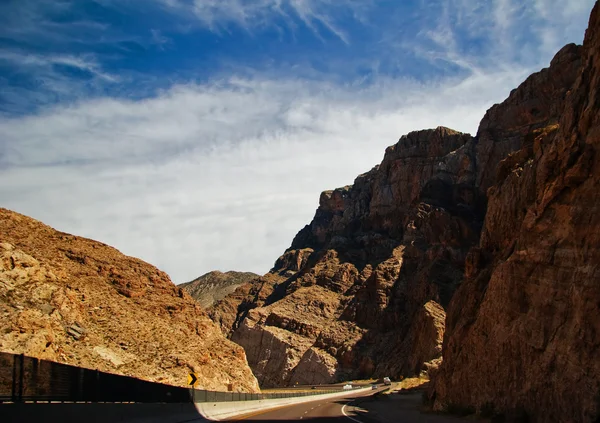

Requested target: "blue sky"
[{"left": 0, "top": 0, "right": 596, "bottom": 282}]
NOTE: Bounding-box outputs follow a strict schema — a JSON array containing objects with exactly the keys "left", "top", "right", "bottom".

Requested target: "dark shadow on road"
[
  {"left": 232, "top": 418, "right": 371, "bottom": 423},
  {"left": 2, "top": 402, "right": 205, "bottom": 423},
  {"left": 2, "top": 401, "right": 376, "bottom": 423}
]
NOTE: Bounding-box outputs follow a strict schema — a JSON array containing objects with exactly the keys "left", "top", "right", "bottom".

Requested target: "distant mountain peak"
[{"left": 180, "top": 270, "right": 259, "bottom": 309}]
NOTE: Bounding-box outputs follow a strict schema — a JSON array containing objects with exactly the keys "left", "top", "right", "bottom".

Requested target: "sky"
[{"left": 0, "top": 0, "right": 596, "bottom": 283}]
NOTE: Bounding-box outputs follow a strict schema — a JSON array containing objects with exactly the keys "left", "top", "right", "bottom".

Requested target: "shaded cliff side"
[
  {"left": 432, "top": 3, "right": 600, "bottom": 422},
  {"left": 208, "top": 36, "right": 583, "bottom": 389},
  {"left": 0, "top": 208, "right": 260, "bottom": 393},
  {"left": 180, "top": 270, "right": 259, "bottom": 309}
]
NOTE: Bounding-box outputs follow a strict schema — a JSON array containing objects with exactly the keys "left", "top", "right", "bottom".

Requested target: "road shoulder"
[{"left": 346, "top": 387, "right": 480, "bottom": 423}]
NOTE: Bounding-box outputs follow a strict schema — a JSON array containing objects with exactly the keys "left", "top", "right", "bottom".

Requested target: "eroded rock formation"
[
  {"left": 208, "top": 12, "right": 588, "bottom": 395},
  {"left": 210, "top": 127, "right": 481, "bottom": 387},
  {"left": 0, "top": 209, "right": 260, "bottom": 393},
  {"left": 432, "top": 3, "right": 600, "bottom": 421}
]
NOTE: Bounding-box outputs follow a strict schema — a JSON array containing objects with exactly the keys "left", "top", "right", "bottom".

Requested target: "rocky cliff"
[
  {"left": 210, "top": 126, "right": 480, "bottom": 387},
  {"left": 208, "top": 13, "right": 586, "bottom": 393},
  {"left": 431, "top": 3, "right": 600, "bottom": 422},
  {"left": 0, "top": 208, "right": 260, "bottom": 393},
  {"left": 180, "top": 270, "right": 259, "bottom": 309}
]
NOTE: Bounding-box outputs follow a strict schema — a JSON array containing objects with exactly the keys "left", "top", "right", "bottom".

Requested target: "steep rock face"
[
  {"left": 211, "top": 127, "right": 481, "bottom": 387},
  {"left": 209, "top": 32, "right": 584, "bottom": 390},
  {"left": 475, "top": 43, "right": 582, "bottom": 192},
  {"left": 0, "top": 209, "right": 260, "bottom": 393},
  {"left": 230, "top": 280, "right": 363, "bottom": 387},
  {"left": 403, "top": 300, "right": 445, "bottom": 378},
  {"left": 180, "top": 270, "right": 259, "bottom": 309},
  {"left": 208, "top": 272, "right": 285, "bottom": 335},
  {"left": 432, "top": 4, "right": 600, "bottom": 422}
]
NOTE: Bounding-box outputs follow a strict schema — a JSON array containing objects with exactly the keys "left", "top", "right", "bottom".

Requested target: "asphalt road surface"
[
  {"left": 2, "top": 388, "right": 387, "bottom": 423},
  {"left": 228, "top": 387, "right": 386, "bottom": 422}
]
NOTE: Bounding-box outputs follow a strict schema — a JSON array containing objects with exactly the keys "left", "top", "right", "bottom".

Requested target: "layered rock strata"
[
  {"left": 432, "top": 3, "right": 600, "bottom": 421},
  {"left": 209, "top": 24, "right": 585, "bottom": 392}
]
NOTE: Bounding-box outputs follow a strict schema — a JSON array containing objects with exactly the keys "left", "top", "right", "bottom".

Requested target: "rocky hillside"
[
  {"left": 180, "top": 271, "right": 259, "bottom": 309},
  {"left": 219, "top": 126, "right": 477, "bottom": 388},
  {"left": 208, "top": 14, "right": 586, "bottom": 391},
  {"left": 431, "top": 3, "right": 600, "bottom": 422},
  {"left": 0, "top": 209, "right": 260, "bottom": 393}
]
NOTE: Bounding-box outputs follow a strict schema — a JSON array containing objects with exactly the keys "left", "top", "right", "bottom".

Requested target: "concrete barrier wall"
[{"left": 195, "top": 387, "right": 371, "bottom": 421}]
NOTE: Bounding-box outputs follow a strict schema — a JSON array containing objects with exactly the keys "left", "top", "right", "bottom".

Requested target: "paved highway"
[{"left": 227, "top": 387, "right": 385, "bottom": 422}]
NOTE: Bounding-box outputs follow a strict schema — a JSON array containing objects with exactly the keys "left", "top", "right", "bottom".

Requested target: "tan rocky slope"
[
  {"left": 208, "top": 37, "right": 584, "bottom": 390},
  {"left": 180, "top": 270, "right": 259, "bottom": 309},
  {"left": 0, "top": 208, "right": 260, "bottom": 393},
  {"left": 431, "top": 2, "right": 600, "bottom": 422}
]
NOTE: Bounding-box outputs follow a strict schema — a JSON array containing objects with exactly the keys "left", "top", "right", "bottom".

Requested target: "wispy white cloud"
[
  {"left": 407, "top": 0, "right": 594, "bottom": 73},
  {"left": 0, "top": 1, "right": 134, "bottom": 113},
  {"left": 0, "top": 0, "right": 110, "bottom": 45},
  {"left": 0, "top": 0, "right": 595, "bottom": 284},
  {"left": 155, "top": 0, "right": 358, "bottom": 43},
  {"left": 0, "top": 51, "right": 118, "bottom": 82},
  {"left": 0, "top": 67, "right": 530, "bottom": 283},
  {"left": 150, "top": 29, "right": 171, "bottom": 50},
  {"left": 0, "top": 51, "right": 119, "bottom": 115},
  {"left": 530, "top": 0, "right": 597, "bottom": 55}
]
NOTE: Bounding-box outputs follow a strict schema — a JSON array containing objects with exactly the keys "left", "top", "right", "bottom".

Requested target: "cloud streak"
[
  {"left": 0, "top": 0, "right": 596, "bottom": 284},
  {"left": 0, "top": 67, "right": 532, "bottom": 282},
  {"left": 405, "top": 0, "right": 594, "bottom": 73},
  {"left": 0, "top": 51, "right": 117, "bottom": 81},
  {"left": 156, "top": 0, "right": 359, "bottom": 43}
]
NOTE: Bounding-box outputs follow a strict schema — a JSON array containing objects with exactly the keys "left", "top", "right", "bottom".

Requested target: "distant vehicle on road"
[
  {"left": 343, "top": 384, "right": 353, "bottom": 390},
  {"left": 383, "top": 377, "right": 391, "bottom": 385},
  {"left": 371, "top": 384, "right": 378, "bottom": 390}
]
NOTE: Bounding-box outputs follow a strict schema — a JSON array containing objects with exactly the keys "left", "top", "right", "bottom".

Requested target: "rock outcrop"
[
  {"left": 210, "top": 127, "right": 482, "bottom": 387},
  {"left": 180, "top": 270, "right": 258, "bottom": 309},
  {"left": 0, "top": 209, "right": 260, "bottom": 393},
  {"left": 208, "top": 9, "right": 588, "bottom": 396},
  {"left": 432, "top": 3, "right": 600, "bottom": 421}
]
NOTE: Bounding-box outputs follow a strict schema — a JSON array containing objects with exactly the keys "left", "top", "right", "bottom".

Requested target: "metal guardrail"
[{"left": 0, "top": 352, "right": 340, "bottom": 403}]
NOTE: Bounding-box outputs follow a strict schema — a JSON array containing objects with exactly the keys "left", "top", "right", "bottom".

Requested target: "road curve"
[{"left": 227, "top": 387, "right": 385, "bottom": 422}]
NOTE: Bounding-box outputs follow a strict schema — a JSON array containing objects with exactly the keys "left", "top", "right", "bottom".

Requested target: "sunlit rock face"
[{"left": 0, "top": 208, "right": 260, "bottom": 393}]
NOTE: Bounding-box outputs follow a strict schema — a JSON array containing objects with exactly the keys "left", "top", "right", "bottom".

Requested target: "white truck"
[{"left": 383, "top": 377, "right": 392, "bottom": 386}]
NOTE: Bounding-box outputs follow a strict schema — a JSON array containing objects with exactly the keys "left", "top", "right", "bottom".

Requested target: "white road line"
[{"left": 341, "top": 400, "right": 363, "bottom": 423}]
